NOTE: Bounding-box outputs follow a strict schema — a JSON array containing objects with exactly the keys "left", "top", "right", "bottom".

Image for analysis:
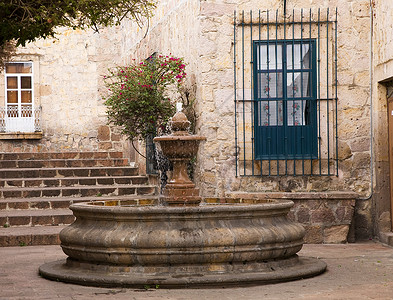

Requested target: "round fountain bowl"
[
  {"left": 153, "top": 135, "right": 206, "bottom": 159},
  {"left": 39, "top": 199, "right": 326, "bottom": 288}
]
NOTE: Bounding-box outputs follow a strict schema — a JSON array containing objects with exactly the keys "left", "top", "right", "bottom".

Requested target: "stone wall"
[
  {"left": 118, "top": 0, "right": 377, "bottom": 242},
  {"left": 0, "top": 26, "right": 131, "bottom": 155},
  {"left": 372, "top": 0, "right": 393, "bottom": 243},
  {"left": 194, "top": 0, "right": 372, "bottom": 197},
  {"left": 226, "top": 192, "right": 357, "bottom": 244}
]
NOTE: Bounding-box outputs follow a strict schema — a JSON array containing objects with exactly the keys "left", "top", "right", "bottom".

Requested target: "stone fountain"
[
  {"left": 39, "top": 110, "right": 326, "bottom": 288},
  {"left": 153, "top": 110, "right": 206, "bottom": 206}
]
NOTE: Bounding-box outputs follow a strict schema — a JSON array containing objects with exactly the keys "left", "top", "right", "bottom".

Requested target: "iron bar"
[
  {"left": 236, "top": 97, "right": 335, "bottom": 103},
  {"left": 335, "top": 8, "right": 339, "bottom": 176},
  {"left": 283, "top": 7, "right": 288, "bottom": 175},
  {"left": 237, "top": 21, "right": 335, "bottom": 26},
  {"left": 292, "top": 9, "right": 296, "bottom": 176},
  {"left": 274, "top": 10, "right": 278, "bottom": 176},
  {"left": 234, "top": 11, "right": 238, "bottom": 177},
  {"left": 259, "top": 10, "right": 263, "bottom": 176},
  {"left": 318, "top": 8, "right": 322, "bottom": 175},
  {"left": 326, "top": 8, "right": 330, "bottom": 176},
  {"left": 242, "top": 11, "right": 246, "bottom": 175},
  {"left": 308, "top": 8, "right": 312, "bottom": 175},
  {"left": 250, "top": 10, "right": 255, "bottom": 176}
]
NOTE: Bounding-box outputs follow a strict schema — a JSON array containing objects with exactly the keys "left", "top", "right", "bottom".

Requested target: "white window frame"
[{"left": 4, "top": 61, "right": 35, "bottom": 132}]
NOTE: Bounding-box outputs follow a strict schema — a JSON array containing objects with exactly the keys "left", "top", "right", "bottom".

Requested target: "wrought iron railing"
[
  {"left": 0, "top": 106, "right": 42, "bottom": 133},
  {"left": 234, "top": 8, "right": 338, "bottom": 176}
]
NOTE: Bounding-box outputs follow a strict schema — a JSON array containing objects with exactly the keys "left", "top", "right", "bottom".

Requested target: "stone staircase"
[{"left": 0, "top": 151, "right": 158, "bottom": 247}]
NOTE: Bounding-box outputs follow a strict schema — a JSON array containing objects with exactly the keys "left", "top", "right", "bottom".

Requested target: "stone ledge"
[
  {"left": 0, "top": 132, "right": 43, "bottom": 140},
  {"left": 379, "top": 232, "right": 393, "bottom": 247},
  {"left": 226, "top": 191, "right": 359, "bottom": 200}
]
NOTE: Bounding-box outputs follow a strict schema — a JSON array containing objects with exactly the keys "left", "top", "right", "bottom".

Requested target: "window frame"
[
  {"left": 253, "top": 39, "right": 318, "bottom": 160},
  {"left": 4, "top": 62, "right": 34, "bottom": 118}
]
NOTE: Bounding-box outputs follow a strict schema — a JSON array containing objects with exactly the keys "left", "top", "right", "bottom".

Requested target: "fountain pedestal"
[
  {"left": 153, "top": 111, "right": 206, "bottom": 206},
  {"left": 161, "top": 182, "right": 202, "bottom": 206},
  {"left": 160, "top": 156, "right": 202, "bottom": 206}
]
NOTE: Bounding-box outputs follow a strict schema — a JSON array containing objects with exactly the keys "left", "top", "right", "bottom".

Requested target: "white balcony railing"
[{"left": 0, "top": 106, "right": 42, "bottom": 133}]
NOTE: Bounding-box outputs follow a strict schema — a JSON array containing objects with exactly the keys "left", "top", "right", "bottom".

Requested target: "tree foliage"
[{"left": 0, "top": 0, "right": 155, "bottom": 63}]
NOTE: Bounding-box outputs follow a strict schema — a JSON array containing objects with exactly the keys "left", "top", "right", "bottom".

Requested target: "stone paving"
[{"left": 1, "top": 242, "right": 393, "bottom": 300}]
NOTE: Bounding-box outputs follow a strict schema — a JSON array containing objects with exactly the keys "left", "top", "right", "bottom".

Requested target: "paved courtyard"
[{"left": 1, "top": 242, "right": 393, "bottom": 299}]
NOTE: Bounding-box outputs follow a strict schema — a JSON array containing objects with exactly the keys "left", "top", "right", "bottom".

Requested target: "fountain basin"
[
  {"left": 153, "top": 135, "right": 206, "bottom": 159},
  {"left": 153, "top": 130, "right": 206, "bottom": 205},
  {"left": 39, "top": 199, "right": 326, "bottom": 287}
]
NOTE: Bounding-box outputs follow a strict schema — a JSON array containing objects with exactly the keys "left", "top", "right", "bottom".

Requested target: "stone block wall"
[
  {"left": 119, "top": 0, "right": 378, "bottom": 242},
  {"left": 372, "top": 0, "right": 393, "bottom": 242},
  {"left": 0, "top": 26, "right": 131, "bottom": 155},
  {"left": 194, "top": 0, "right": 372, "bottom": 198},
  {"left": 227, "top": 192, "right": 357, "bottom": 243},
  {"left": 0, "top": 124, "right": 129, "bottom": 154}
]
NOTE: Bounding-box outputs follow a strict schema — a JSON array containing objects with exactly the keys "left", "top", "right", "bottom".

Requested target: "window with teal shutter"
[
  {"left": 234, "top": 9, "right": 338, "bottom": 176},
  {"left": 253, "top": 40, "right": 317, "bottom": 159}
]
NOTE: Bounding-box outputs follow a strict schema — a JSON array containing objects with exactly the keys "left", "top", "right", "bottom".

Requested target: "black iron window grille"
[{"left": 234, "top": 8, "right": 338, "bottom": 176}]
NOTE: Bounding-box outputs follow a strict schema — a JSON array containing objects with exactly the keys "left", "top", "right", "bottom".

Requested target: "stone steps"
[
  {"left": 0, "top": 225, "right": 67, "bottom": 247},
  {"left": 0, "top": 184, "right": 156, "bottom": 198},
  {"left": 0, "top": 196, "right": 87, "bottom": 210},
  {"left": 0, "top": 175, "right": 149, "bottom": 188},
  {"left": 0, "top": 195, "right": 159, "bottom": 247},
  {"left": 0, "top": 158, "right": 130, "bottom": 169},
  {"left": 0, "top": 151, "right": 159, "bottom": 247},
  {"left": 0, "top": 209, "right": 75, "bottom": 227},
  {"left": 0, "top": 151, "right": 124, "bottom": 160},
  {"left": 0, "top": 166, "right": 139, "bottom": 179},
  {"left": 0, "top": 195, "right": 158, "bottom": 211}
]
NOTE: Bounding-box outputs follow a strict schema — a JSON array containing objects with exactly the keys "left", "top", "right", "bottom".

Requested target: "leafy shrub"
[{"left": 104, "top": 54, "right": 186, "bottom": 140}]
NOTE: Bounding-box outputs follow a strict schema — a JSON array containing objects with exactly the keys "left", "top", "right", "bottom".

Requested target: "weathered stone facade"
[
  {"left": 2, "top": 0, "right": 393, "bottom": 243},
  {"left": 118, "top": 0, "right": 393, "bottom": 243},
  {"left": 0, "top": 27, "right": 132, "bottom": 157},
  {"left": 371, "top": 0, "right": 393, "bottom": 244}
]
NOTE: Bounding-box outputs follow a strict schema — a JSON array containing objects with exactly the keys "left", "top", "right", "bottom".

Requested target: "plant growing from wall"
[{"left": 103, "top": 54, "right": 187, "bottom": 141}]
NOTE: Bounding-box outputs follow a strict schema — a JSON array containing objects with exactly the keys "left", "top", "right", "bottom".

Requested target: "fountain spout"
[{"left": 153, "top": 111, "right": 206, "bottom": 206}]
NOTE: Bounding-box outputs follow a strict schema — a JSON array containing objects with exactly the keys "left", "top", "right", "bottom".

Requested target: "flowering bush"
[{"left": 104, "top": 54, "right": 187, "bottom": 140}]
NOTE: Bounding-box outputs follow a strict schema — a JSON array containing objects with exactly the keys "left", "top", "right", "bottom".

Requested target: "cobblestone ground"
[{"left": 1, "top": 242, "right": 393, "bottom": 300}]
